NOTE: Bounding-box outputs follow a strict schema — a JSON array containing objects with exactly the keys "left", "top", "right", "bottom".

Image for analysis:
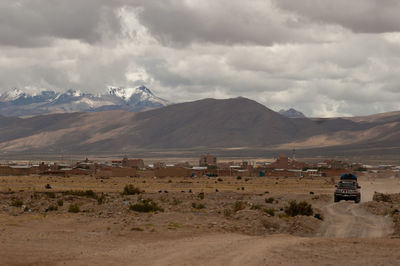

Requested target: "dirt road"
[
  {"left": 317, "top": 175, "right": 398, "bottom": 238},
  {"left": 319, "top": 202, "right": 393, "bottom": 238},
  {"left": 57, "top": 233, "right": 400, "bottom": 266}
]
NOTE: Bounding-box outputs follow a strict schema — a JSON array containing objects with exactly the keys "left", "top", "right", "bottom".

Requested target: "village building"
[
  {"left": 199, "top": 154, "right": 217, "bottom": 167},
  {"left": 122, "top": 156, "right": 145, "bottom": 169}
]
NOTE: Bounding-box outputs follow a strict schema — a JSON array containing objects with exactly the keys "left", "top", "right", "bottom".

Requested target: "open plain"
[{"left": 1, "top": 172, "right": 400, "bottom": 265}]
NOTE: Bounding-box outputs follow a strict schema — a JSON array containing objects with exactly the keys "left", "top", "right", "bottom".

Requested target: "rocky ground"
[{"left": 0, "top": 173, "right": 400, "bottom": 265}]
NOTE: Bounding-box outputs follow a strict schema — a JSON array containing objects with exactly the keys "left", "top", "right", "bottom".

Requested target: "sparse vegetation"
[
  {"left": 168, "top": 222, "right": 182, "bottom": 229},
  {"left": 284, "top": 200, "right": 313, "bottom": 217},
  {"left": 265, "top": 197, "right": 275, "bottom": 204},
  {"left": 64, "top": 190, "right": 98, "bottom": 199},
  {"left": 68, "top": 203, "right": 81, "bottom": 213},
  {"left": 129, "top": 199, "right": 163, "bottom": 212},
  {"left": 45, "top": 192, "right": 56, "bottom": 198},
  {"left": 192, "top": 202, "right": 206, "bottom": 209},
  {"left": 11, "top": 198, "right": 23, "bottom": 207},
  {"left": 250, "top": 204, "right": 263, "bottom": 210},
  {"left": 123, "top": 185, "right": 142, "bottom": 195},
  {"left": 264, "top": 208, "right": 275, "bottom": 216},
  {"left": 224, "top": 209, "right": 232, "bottom": 217},
  {"left": 198, "top": 192, "right": 205, "bottom": 200},
  {"left": 172, "top": 198, "right": 182, "bottom": 205},
  {"left": 97, "top": 193, "right": 106, "bottom": 204},
  {"left": 57, "top": 199, "right": 64, "bottom": 206},
  {"left": 131, "top": 227, "right": 144, "bottom": 231},
  {"left": 48, "top": 205, "right": 58, "bottom": 211},
  {"left": 233, "top": 201, "right": 246, "bottom": 212}
]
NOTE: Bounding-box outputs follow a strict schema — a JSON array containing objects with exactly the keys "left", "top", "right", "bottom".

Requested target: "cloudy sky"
[{"left": 1, "top": 0, "right": 400, "bottom": 117}]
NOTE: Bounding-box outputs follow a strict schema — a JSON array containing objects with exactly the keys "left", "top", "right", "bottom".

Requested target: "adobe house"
[
  {"left": 122, "top": 155, "right": 145, "bottom": 169},
  {"left": 199, "top": 154, "right": 217, "bottom": 167}
]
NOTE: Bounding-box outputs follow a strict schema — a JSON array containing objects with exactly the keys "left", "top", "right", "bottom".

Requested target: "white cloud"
[{"left": 0, "top": 0, "right": 400, "bottom": 117}]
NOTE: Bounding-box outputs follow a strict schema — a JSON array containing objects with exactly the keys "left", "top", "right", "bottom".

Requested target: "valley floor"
[{"left": 0, "top": 173, "right": 400, "bottom": 265}]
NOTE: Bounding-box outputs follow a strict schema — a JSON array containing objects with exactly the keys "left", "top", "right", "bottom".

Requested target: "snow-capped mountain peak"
[
  {"left": 108, "top": 86, "right": 167, "bottom": 105},
  {"left": 0, "top": 88, "right": 26, "bottom": 102},
  {"left": 108, "top": 87, "right": 138, "bottom": 101},
  {"left": 0, "top": 85, "right": 168, "bottom": 116}
]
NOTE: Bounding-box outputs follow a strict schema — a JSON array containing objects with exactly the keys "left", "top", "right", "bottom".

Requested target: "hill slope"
[{"left": 0, "top": 97, "right": 398, "bottom": 154}]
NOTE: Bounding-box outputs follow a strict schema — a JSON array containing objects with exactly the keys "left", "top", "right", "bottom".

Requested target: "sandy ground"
[{"left": 1, "top": 173, "right": 400, "bottom": 265}]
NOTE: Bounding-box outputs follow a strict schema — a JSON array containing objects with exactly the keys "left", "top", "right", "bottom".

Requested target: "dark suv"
[{"left": 334, "top": 180, "right": 361, "bottom": 203}]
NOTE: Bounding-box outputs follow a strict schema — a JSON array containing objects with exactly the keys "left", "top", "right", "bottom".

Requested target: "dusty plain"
[{"left": 1, "top": 172, "right": 400, "bottom": 265}]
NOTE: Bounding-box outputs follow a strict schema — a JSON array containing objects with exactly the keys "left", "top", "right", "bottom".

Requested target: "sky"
[{"left": 1, "top": 0, "right": 400, "bottom": 117}]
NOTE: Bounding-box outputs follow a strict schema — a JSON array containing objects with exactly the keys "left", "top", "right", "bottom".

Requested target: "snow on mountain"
[
  {"left": 0, "top": 86, "right": 169, "bottom": 117},
  {"left": 278, "top": 108, "right": 306, "bottom": 118},
  {"left": 0, "top": 88, "right": 26, "bottom": 102},
  {"left": 108, "top": 86, "right": 168, "bottom": 105}
]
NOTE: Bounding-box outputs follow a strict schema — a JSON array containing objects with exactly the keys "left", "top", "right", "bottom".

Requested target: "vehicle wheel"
[{"left": 334, "top": 196, "right": 339, "bottom": 202}]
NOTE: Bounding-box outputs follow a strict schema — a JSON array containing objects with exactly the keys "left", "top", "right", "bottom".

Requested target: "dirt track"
[
  {"left": 317, "top": 176, "right": 397, "bottom": 238},
  {"left": 319, "top": 202, "right": 393, "bottom": 238},
  {"left": 62, "top": 234, "right": 400, "bottom": 266}
]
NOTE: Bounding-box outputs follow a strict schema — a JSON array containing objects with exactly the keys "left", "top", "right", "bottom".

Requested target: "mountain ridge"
[
  {"left": 0, "top": 86, "right": 169, "bottom": 117},
  {"left": 0, "top": 97, "right": 398, "bottom": 155},
  {"left": 279, "top": 108, "right": 306, "bottom": 118}
]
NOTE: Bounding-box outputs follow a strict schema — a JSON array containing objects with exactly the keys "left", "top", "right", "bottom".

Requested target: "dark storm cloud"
[
  {"left": 0, "top": 0, "right": 121, "bottom": 47},
  {"left": 128, "top": 0, "right": 327, "bottom": 46},
  {"left": 276, "top": 0, "right": 400, "bottom": 33}
]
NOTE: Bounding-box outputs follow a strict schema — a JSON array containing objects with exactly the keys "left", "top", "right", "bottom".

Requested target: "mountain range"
[
  {"left": 0, "top": 86, "right": 168, "bottom": 117},
  {"left": 0, "top": 97, "right": 399, "bottom": 157}
]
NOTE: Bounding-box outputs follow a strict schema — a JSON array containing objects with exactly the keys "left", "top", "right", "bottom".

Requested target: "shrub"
[
  {"left": 217, "top": 178, "right": 223, "bottom": 182},
  {"left": 48, "top": 205, "right": 58, "bottom": 211},
  {"left": 236, "top": 176, "right": 242, "bottom": 180},
  {"left": 57, "top": 199, "right": 64, "bottom": 206},
  {"left": 129, "top": 199, "right": 163, "bottom": 212},
  {"left": 192, "top": 202, "right": 206, "bottom": 209},
  {"left": 68, "top": 203, "right": 80, "bottom": 213},
  {"left": 45, "top": 192, "right": 56, "bottom": 198},
  {"left": 224, "top": 209, "right": 232, "bottom": 217},
  {"left": 11, "top": 198, "right": 23, "bottom": 207},
  {"left": 64, "top": 190, "right": 98, "bottom": 199},
  {"left": 97, "top": 193, "right": 106, "bottom": 205},
  {"left": 250, "top": 204, "right": 263, "bottom": 210},
  {"left": 264, "top": 208, "right": 275, "bottom": 216},
  {"left": 265, "top": 197, "right": 275, "bottom": 204},
  {"left": 198, "top": 192, "right": 205, "bottom": 200},
  {"left": 123, "top": 185, "right": 142, "bottom": 195},
  {"left": 168, "top": 222, "right": 182, "bottom": 229},
  {"left": 233, "top": 201, "right": 246, "bottom": 212},
  {"left": 131, "top": 227, "right": 144, "bottom": 231},
  {"left": 172, "top": 198, "right": 182, "bottom": 205},
  {"left": 284, "top": 200, "right": 313, "bottom": 217}
]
